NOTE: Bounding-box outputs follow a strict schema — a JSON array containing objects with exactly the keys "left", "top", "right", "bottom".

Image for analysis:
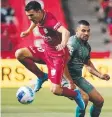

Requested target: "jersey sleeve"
[
  {"left": 67, "top": 36, "right": 78, "bottom": 56},
  {"left": 46, "top": 13, "right": 62, "bottom": 30}
]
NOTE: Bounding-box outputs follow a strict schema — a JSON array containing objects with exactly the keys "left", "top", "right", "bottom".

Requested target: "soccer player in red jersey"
[{"left": 15, "top": 1, "right": 85, "bottom": 109}]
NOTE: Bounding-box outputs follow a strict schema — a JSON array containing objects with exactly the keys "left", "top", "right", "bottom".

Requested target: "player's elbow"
[
  {"left": 86, "top": 66, "right": 92, "bottom": 73},
  {"left": 88, "top": 68, "right": 93, "bottom": 73},
  {"left": 86, "top": 65, "right": 94, "bottom": 73},
  {"left": 58, "top": 26, "right": 70, "bottom": 36},
  {"left": 65, "top": 29, "right": 70, "bottom": 37}
]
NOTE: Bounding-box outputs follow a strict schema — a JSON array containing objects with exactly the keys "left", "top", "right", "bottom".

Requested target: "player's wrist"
[
  {"left": 99, "top": 74, "right": 103, "bottom": 79},
  {"left": 26, "top": 29, "right": 31, "bottom": 34},
  {"left": 61, "top": 41, "right": 66, "bottom": 47}
]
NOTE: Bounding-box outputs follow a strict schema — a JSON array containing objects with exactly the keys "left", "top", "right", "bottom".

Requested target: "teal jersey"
[{"left": 67, "top": 35, "right": 91, "bottom": 79}]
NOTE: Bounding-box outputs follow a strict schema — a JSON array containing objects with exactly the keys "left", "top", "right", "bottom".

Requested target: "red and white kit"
[{"left": 28, "top": 12, "right": 69, "bottom": 84}]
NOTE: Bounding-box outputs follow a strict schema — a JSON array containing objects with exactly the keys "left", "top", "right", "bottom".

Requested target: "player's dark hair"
[
  {"left": 77, "top": 20, "right": 90, "bottom": 26},
  {"left": 25, "top": 1, "right": 42, "bottom": 11}
]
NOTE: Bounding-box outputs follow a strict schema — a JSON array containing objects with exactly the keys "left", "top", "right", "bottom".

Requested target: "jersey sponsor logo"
[{"left": 41, "top": 35, "right": 52, "bottom": 42}]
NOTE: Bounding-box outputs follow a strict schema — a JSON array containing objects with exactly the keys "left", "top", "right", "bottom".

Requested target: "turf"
[{"left": 1, "top": 88, "right": 112, "bottom": 117}]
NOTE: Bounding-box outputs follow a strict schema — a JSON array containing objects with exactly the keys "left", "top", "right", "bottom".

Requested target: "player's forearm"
[
  {"left": 61, "top": 29, "right": 70, "bottom": 46},
  {"left": 86, "top": 61, "right": 102, "bottom": 79},
  {"left": 27, "top": 22, "right": 36, "bottom": 33},
  {"left": 88, "top": 67, "right": 102, "bottom": 78},
  {"left": 56, "top": 26, "right": 70, "bottom": 50}
]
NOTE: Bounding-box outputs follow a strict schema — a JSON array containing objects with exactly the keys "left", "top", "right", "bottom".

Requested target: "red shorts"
[{"left": 28, "top": 46, "right": 69, "bottom": 84}]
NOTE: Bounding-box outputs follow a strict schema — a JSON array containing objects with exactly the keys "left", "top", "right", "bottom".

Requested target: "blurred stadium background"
[{"left": 1, "top": 0, "right": 112, "bottom": 117}]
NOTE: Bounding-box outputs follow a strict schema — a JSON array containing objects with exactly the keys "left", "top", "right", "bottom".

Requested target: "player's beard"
[
  {"left": 31, "top": 18, "right": 39, "bottom": 24},
  {"left": 32, "top": 20, "right": 38, "bottom": 24},
  {"left": 82, "top": 35, "right": 89, "bottom": 41}
]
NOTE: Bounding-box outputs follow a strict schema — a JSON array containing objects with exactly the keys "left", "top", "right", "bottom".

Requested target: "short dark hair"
[
  {"left": 77, "top": 20, "right": 90, "bottom": 27},
  {"left": 25, "top": 1, "right": 42, "bottom": 11}
]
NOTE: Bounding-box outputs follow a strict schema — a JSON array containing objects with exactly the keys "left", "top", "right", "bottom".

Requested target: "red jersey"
[
  {"left": 37, "top": 12, "right": 62, "bottom": 51},
  {"left": 28, "top": 13, "right": 69, "bottom": 84}
]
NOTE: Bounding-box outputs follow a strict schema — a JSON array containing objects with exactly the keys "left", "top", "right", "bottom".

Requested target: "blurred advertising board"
[
  {"left": 1, "top": 59, "right": 112, "bottom": 88},
  {"left": 82, "top": 59, "right": 112, "bottom": 87},
  {"left": 1, "top": 59, "right": 49, "bottom": 88}
]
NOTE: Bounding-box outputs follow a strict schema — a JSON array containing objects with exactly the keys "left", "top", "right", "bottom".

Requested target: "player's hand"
[
  {"left": 56, "top": 43, "right": 66, "bottom": 51},
  {"left": 20, "top": 31, "right": 30, "bottom": 38},
  {"left": 68, "top": 81, "right": 76, "bottom": 90},
  {"left": 101, "top": 74, "right": 110, "bottom": 81}
]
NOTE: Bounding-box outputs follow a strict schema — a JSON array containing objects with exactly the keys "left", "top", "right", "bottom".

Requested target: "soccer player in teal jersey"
[
  {"left": 31, "top": 19, "right": 110, "bottom": 116},
  {"left": 62, "top": 20, "right": 110, "bottom": 117}
]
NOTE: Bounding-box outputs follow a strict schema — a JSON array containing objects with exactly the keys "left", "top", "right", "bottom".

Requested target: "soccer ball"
[{"left": 16, "top": 86, "right": 35, "bottom": 104}]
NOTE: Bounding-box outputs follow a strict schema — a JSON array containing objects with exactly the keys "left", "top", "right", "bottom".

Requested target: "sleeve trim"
[{"left": 54, "top": 22, "right": 62, "bottom": 30}]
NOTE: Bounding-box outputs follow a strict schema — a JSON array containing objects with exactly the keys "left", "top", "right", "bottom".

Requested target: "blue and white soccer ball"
[{"left": 16, "top": 86, "right": 35, "bottom": 104}]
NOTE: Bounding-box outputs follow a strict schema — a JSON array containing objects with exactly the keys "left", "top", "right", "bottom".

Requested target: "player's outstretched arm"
[
  {"left": 85, "top": 59, "right": 110, "bottom": 80},
  {"left": 56, "top": 26, "right": 70, "bottom": 51},
  {"left": 20, "top": 22, "right": 36, "bottom": 38}
]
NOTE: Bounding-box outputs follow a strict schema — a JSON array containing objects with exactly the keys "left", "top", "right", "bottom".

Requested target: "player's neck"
[
  {"left": 39, "top": 10, "right": 46, "bottom": 24},
  {"left": 75, "top": 35, "right": 87, "bottom": 44}
]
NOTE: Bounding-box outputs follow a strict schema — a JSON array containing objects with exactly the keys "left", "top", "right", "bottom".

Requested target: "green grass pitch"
[{"left": 1, "top": 87, "right": 112, "bottom": 117}]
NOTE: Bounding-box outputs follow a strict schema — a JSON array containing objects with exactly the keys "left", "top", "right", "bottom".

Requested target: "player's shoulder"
[
  {"left": 46, "top": 12, "right": 56, "bottom": 19},
  {"left": 68, "top": 35, "right": 79, "bottom": 44},
  {"left": 46, "top": 12, "right": 53, "bottom": 16},
  {"left": 86, "top": 42, "right": 91, "bottom": 51},
  {"left": 67, "top": 35, "right": 79, "bottom": 55}
]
